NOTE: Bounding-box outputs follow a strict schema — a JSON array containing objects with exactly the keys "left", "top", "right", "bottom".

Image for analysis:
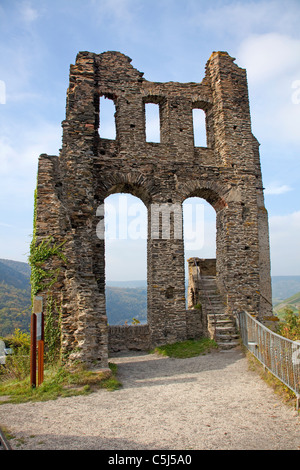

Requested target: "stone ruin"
[{"left": 33, "top": 50, "right": 273, "bottom": 368}]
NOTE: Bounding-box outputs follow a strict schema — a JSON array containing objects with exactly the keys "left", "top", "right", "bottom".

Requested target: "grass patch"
[
  {"left": 151, "top": 338, "right": 218, "bottom": 359},
  {"left": 0, "top": 362, "right": 121, "bottom": 404}
]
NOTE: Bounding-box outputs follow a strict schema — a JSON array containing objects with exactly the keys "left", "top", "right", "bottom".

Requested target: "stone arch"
[
  {"left": 95, "top": 170, "right": 154, "bottom": 207},
  {"left": 179, "top": 180, "right": 228, "bottom": 210}
]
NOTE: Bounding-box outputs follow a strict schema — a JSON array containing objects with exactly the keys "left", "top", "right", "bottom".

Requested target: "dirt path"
[{"left": 0, "top": 348, "right": 299, "bottom": 450}]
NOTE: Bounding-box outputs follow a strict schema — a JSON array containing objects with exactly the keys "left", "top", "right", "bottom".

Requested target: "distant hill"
[
  {"left": 106, "top": 286, "right": 147, "bottom": 325},
  {"left": 272, "top": 276, "right": 300, "bottom": 305},
  {"left": 0, "top": 258, "right": 300, "bottom": 335},
  {"left": 0, "top": 259, "right": 30, "bottom": 290},
  {"left": 0, "top": 259, "right": 31, "bottom": 336},
  {"left": 273, "top": 291, "right": 300, "bottom": 317},
  {"left": 0, "top": 259, "right": 31, "bottom": 278},
  {"left": 106, "top": 280, "right": 147, "bottom": 288}
]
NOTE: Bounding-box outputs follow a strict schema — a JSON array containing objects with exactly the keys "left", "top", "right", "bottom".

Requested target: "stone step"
[
  {"left": 210, "top": 319, "right": 235, "bottom": 326},
  {"left": 201, "top": 291, "right": 223, "bottom": 297},
  {"left": 207, "top": 314, "right": 233, "bottom": 321},
  {"left": 205, "top": 303, "right": 224, "bottom": 308},
  {"left": 205, "top": 306, "right": 224, "bottom": 311},
  {"left": 217, "top": 341, "right": 240, "bottom": 350},
  {"left": 215, "top": 324, "right": 237, "bottom": 330},
  {"left": 206, "top": 308, "right": 225, "bottom": 314},
  {"left": 216, "top": 330, "right": 238, "bottom": 338},
  {"left": 198, "top": 285, "right": 220, "bottom": 291},
  {"left": 203, "top": 295, "right": 221, "bottom": 300},
  {"left": 216, "top": 334, "right": 239, "bottom": 341},
  {"left": 196, "top": 276, "right": 240, "bottom": 349}
]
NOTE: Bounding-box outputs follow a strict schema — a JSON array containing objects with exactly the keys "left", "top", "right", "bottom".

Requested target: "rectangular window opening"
[
  {"left": 99, "top": 96, "right": 116, "bottom": 139},
  {"left": 193, "top": 108, "right": 207, "bottom": 147},
  {"left": 145, "top": 103, "right": 160, "bottom": 143}
]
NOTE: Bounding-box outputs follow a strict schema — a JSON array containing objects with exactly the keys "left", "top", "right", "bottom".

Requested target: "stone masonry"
[{"left": 33, "top": 50, "right": 273, "bottom": 368}]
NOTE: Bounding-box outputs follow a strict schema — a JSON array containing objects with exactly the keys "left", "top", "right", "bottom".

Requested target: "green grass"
[
  {"left": 151, "top": 337, "right": 218, "bottom": 359},
  {"left": 0, "top": 362, "right": 121, "bottom": 404}
]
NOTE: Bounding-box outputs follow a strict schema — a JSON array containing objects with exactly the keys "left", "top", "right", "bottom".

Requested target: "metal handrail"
[
  {"left": 237, "top": 310, "right": 300, "bottom": 410},
  {"left": 0, "top": 427, "right": 12, "bottom": 450}
]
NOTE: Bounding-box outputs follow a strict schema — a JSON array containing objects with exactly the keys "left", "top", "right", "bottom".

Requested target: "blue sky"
[{"left": 0, "top": 0, "right": 299, "bottom": 280}]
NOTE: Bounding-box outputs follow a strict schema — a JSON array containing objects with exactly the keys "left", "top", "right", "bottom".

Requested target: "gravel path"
[{"left": 0, "top": 347, "right": 299, "bottom": 450}]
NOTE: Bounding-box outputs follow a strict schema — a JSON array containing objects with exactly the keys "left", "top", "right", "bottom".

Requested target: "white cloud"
[
  {"left": 269, "top": 211, "right": 300, "bottom": 275},
  {"left": 19, "top": 1, "right": 39, "bottom": 24},
  {"left": 105, "top": 238, "right": 147, "bottom": 281},
  {"left": 238, "top": 33, "right": 300, "bottom": 84},
  {"left": 0, "top": 121, "right": 61, "bottom": 177},
  {"left": 236, "top": 33, "right": 300, "bottom": 144},
  {"left": 91, "top": 0, "right": 139, "bottom": 25},
  {"left": 265, "top": 183, "right": 293, "bottom": 195},
  {"left": 189, "top": 0, "right": 300, "bottom": 42},
  {"left": 0, "top": 222, "right": 14, "bottom": 228}
]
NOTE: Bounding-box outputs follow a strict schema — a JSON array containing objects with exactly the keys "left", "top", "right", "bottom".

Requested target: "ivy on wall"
[
  {"left": 29, "top": 189, "right": 67, "bottom": 298},
  {"left": 28, "top": 186, "right": 67, "bottom": 363}
]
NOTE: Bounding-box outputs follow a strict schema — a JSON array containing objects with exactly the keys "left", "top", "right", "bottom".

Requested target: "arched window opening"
[
  {"left": 145, "top": 102, "right": 160, "bottom": 143},
  {"left": 99, "top": 95, "right": 116, "bottom": 139},
  {"left": 104, "top": 193, "right": 147, "bottom": 325},
  {"left": 192, "top": 108, "right": 207, "bottom": 147}
]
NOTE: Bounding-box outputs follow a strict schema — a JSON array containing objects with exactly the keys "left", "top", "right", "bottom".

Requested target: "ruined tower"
[{"left": 32, "top": 51, "right": 272, "bottom": 368}]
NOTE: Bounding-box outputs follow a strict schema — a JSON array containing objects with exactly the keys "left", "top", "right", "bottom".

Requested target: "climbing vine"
[
  {"left": 29, "top": 188, "right": 67, "bottom": 298},
  {"left": 29, "top": 236, "right": 67, "bottom": 297},
  {"left": 44, "top": 296, "right": 62, "bottom": 364},
  {"left": 28, "top": 186, "right": 67, "bottom": 364}
]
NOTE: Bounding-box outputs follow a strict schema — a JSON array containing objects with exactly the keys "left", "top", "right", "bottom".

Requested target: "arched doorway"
[
  {"left": 104, "top": 193, "right": 147, "bottom": 325},
  {"left": 183, "top": 196, "right": 217, "bottom": 310},
  {"left": 183, "top": 196, "right": 216, "bottom": 278}
]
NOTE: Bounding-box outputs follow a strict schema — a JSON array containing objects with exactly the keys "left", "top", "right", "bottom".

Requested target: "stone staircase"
[{"left": 199, "top": 276, "right": 239, "bottom": 350}]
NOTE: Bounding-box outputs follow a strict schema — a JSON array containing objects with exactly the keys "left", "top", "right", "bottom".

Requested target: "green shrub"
[
  {"left": 0, "top": 329, "right": 31, "bottom": 381},
  {"left": 1, "top": 328, "right": 30, "bottom": 351},
  {"left": 276, "top": 307, "right": 300, "bottom": 341}
]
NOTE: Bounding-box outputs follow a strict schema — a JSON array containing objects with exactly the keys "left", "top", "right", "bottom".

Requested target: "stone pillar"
[
  {"left": 206, "top": 51, "right": 272, "bottom": 319},
  {"left": 58, "top": 52, "right": 108, "bottom": 368},
  {"left": 147, "top": 201, "right": 187, "bottom": 346}
]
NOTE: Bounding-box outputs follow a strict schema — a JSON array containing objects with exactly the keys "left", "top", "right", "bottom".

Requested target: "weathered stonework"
[
  {"left": 34, "top": 50, "right": 272, "bottom": 368},
  {"left": 108, "top": 325, "right": 151, "bottom": 353}
]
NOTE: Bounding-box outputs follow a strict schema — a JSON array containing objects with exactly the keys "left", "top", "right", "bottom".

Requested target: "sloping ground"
[
  {"left": 0, "top": 348, "right": 299, "bottom": 450},
  {"left": 274, "top": 291, "right": 300, "bottom": 316}
]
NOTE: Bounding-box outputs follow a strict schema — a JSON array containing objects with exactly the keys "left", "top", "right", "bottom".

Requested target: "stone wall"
[
  {"left": 108, "top": 325, "right": 151, "bottom": 353},
  {"left": 186, "top": 309, "right": 207, "bottom": 340},
  {"left": 187, "top": 258, "right": 216, "bottom": 309},
  {"left": 33, "top": 50, "right": 273, "bottom": 368}
]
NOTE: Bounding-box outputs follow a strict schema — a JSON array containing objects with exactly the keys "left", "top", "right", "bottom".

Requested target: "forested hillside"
[
  {"left": 0, "top": 259, "right": 148, "bottom": 335},
  {"left": 0, "top": 259, "right": 31, "bottom": 335},
  {"left": 272, "top": 276, "right": 300, "bottom": 304},
  {"left": 273, "top": 291, "right": 300, "bottom": 317},
  {"left": 0, "top": 258, "right": 300, "bottom": 336},
  {"left": 106, "top": 286, "right": 147, "bottom": 325}
]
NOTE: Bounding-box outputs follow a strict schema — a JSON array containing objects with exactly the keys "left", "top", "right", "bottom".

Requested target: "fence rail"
[{"left": 237, "top": 311, "right": 300, "bottom": 410}]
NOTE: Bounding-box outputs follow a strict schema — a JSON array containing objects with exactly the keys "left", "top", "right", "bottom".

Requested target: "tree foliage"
[{"left": 276, "top": 307, "right": 300, "bottom": 341}]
